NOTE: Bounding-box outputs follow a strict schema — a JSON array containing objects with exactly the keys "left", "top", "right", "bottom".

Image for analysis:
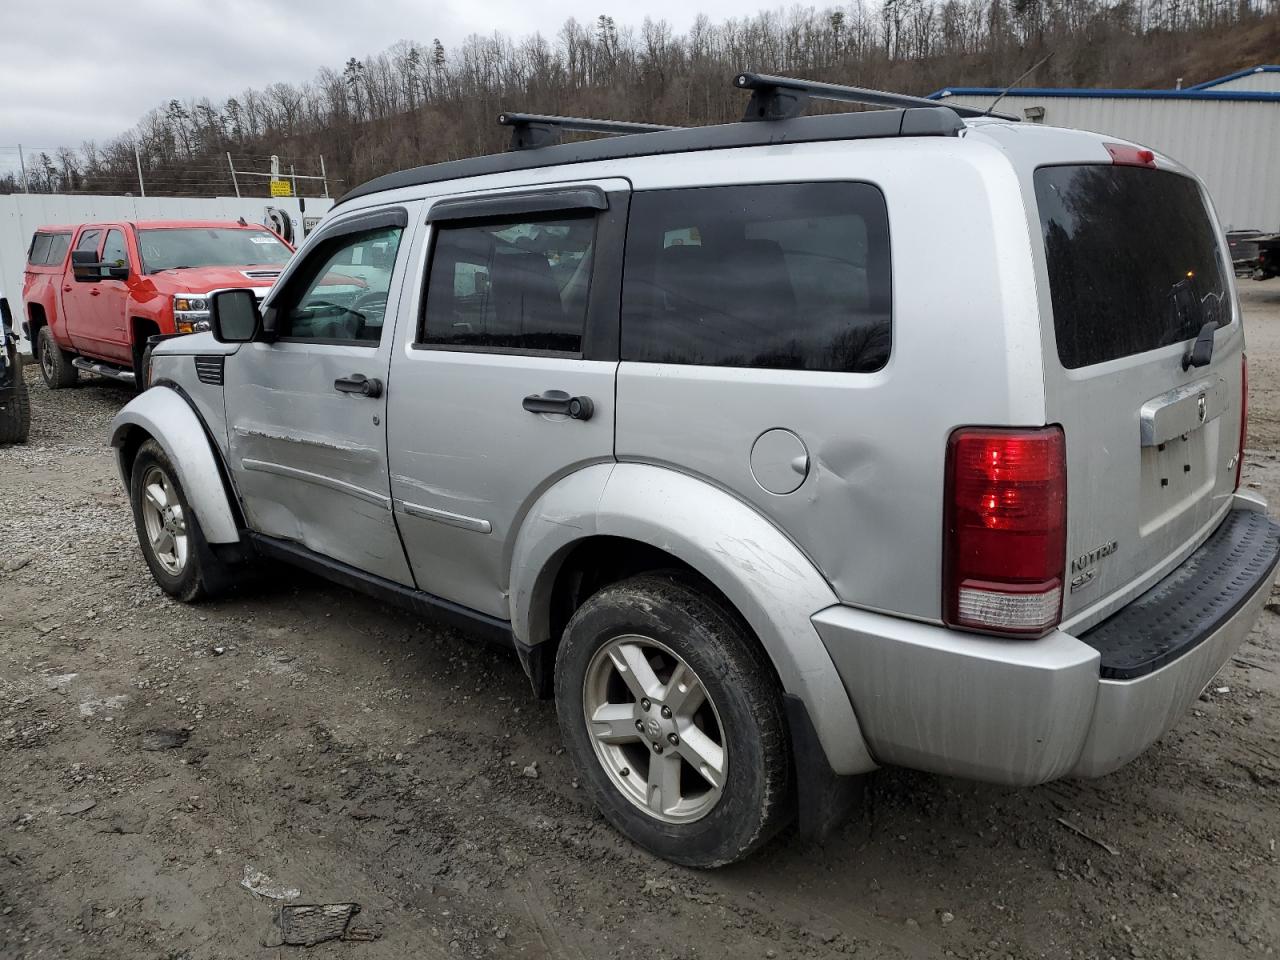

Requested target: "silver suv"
[{"left": 110, "top": 74, "right": 1280, "bottom": 868}]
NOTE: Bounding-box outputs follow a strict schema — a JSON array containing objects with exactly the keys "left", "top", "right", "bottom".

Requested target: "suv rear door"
[
  {"left": 385, "top": 180, "right": 628, "bottom": 619},
  {"left": 1034, "top": 162, "right": 1245, "bottom": 626}
]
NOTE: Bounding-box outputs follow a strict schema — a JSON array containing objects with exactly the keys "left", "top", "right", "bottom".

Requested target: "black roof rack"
[
  {"left": 734, "top": 71, "right": 1009, "bottom": 121},
  {"left": 499, "top": 112, "right": 681, "bottom": 151},
  {"left": 334, "top": 69, "right": 998, "bottom": 206}
]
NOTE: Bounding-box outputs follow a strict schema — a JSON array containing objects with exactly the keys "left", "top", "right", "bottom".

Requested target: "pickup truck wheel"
[
  {"left": 0, "top": 362, "right": 30, "bottom": 444},
  {"left": 555, "top": 573, "right": 792, "bottom": 868},
  {"left": 37, "top": 327, "right": 78, "bottom": 389},
  {"left": 129, "top": 439, "right": 227, "bottom": 602}
]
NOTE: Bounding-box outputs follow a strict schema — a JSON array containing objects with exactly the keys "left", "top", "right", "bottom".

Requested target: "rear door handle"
[
  {"left": 522, "top": 390, "right": 593, "bottom": 421},
  {"left": 334, "top": 373, "right": 383, "bottom": 398},
  {"left": 89, "top": 289, "right": 101, "bottom": 297}
]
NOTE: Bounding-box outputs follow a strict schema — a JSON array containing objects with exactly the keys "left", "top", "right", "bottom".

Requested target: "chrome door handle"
[
  {"left": 334, "top": 373, "right": 383, "bottom": 398},
  {"left": 522, "top": 390, "right": 593, "bottom": 421}
]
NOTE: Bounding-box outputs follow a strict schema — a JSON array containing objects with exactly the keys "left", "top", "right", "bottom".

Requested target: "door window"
[
  {"left": 28, "top": 234, "right": 52, "bottom": 265},
  {"left": 75, "top": 229, "right": 101, "bottom": 255},
  {"left": 276, "top": 226, "right": 403, "bottom": 344},
  {"left": 620, "top": 183, "right": 892, "bottom": 372},
  {"left": 102, "top": 229, "right": 130, "bottom": 274},
  {"left": 421, "top": 213, "right": 596, "bottom": 354}
]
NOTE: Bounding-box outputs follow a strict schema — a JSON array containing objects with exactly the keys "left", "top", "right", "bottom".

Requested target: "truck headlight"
[{"left": 173, "top": 295, "right": 212, "bottom": 334}]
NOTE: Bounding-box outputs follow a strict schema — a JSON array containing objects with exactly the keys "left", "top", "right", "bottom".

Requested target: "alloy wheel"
[
  {"left": 140, "top": 466, "right": 188, "bottom": 576},
  {"left": 582, "top": 634, "right": 727, "bottom": 824}
]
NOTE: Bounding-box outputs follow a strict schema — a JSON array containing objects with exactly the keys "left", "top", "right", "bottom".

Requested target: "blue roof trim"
[
  {"left": 928, "top": 85, "right": 1280, "bottom": 102},
  {"left": 1188, "top": 64, "right": 1280, "bottom": 90}
]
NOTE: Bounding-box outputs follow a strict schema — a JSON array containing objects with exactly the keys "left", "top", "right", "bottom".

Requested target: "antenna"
[{"left": 983, "top": 52, "right": 1056, "bottom": 118}]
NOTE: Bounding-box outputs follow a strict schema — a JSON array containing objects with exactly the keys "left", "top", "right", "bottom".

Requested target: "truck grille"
[{"left": 194, "top": 355, "right": 225, "bottom": 385}]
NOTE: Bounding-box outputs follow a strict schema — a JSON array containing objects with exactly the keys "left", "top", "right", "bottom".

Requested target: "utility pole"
[
  {"left": 270, "top": 155, "right": 281, "bottom": 181},
  {"left": 290, "top": 163, "right": 298, "bottom": 198},
  {"left": 133, "top": 144, "right": 146, "bottom": 198},
  {"left": 320, "top": 154, "right": 329, "bottom": 198},
  {"left": 17, "top": 144, "right": 29, "bottom": 193},
  {"left": 227, "top": 152, "right": 241, "bottom": 198}
]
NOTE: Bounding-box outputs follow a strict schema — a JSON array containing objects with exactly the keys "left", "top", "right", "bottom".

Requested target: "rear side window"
[
  {"left": 422, "top": 214, "right": 596, "bottom": 354},
  {"left": 28, "top": 234, "right": 51, "bottom": 265},
  {"left": 27, "top": 232, "right": 70, "bottom": 266},
  {"left": 621, "top": 182, "right": 892, "bottom": 372},
  {"left": 46, "top": 233, "right": 71, "bottom": 265},
  {"left": 1035, "top": 166, "right": 1229, "bottom": 369}
]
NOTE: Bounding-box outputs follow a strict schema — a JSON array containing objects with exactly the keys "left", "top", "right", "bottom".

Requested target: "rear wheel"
[
  {"left": 129, "top": 439, "right": 230, "bottom": 602},
  {"left": 555, "top": 573, "right": 792, "bottom": 867},
  {"left": 0, "top": 360, "right": 30, "bottom": 444},
  {"left": 37, "top": 326, "right": 77, "bottom": 389}
]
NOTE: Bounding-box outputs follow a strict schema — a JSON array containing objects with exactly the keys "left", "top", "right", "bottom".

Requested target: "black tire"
[
  {"left": 555, "top": 573, "right": 792, "bottom": 868},
  {"left": 0, "top": 360, "right": 30, "bottom": 444},
  {"left": 37, "top": 326, "right": 78, "bottom": 389},
  {"left": 135, "top": 343, "right": 153, "bottom": 393},
  {"left": 129, "top": 439, "right": 230, "bottom": 602}
]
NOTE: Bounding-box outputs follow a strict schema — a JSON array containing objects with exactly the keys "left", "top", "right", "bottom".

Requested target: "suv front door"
[
  {"left": 385, "top": 181, "right": 628, "bottom": 618},
  {"left": 223, "top": 205, "right": 418, "bottom": 584}
]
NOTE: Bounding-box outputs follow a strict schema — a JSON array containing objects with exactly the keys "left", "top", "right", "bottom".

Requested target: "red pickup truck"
[{"left": 22, "top": 220, "right": 293, "bottom": 388}]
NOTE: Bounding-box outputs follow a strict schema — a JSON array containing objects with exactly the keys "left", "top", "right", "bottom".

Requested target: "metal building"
[{"left": 929, "top": 65, "right": 1280, "bottom": 231}]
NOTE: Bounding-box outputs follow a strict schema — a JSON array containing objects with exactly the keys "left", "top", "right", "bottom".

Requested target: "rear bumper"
[{"left": 814, "top": 496, "right": 1280, "bottom": 785}]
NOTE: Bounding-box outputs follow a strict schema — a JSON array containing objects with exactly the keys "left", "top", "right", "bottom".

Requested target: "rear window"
[
  {"left": 27, "top": 232, "right": 70, "bottom": 266},
  {"left": 1035, "top": 166, "right": 1229, "bottom": 369},
  {"left": 621, "top": 182, "right": 892, "bottom": 372}
]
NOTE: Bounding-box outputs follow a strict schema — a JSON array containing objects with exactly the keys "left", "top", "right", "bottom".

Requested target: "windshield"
[
  {"left": 1035, "top": 165, "right": 1229, "bottom": 369},
  {"left": 138, "top": 228, "right": 292, "bottom": 273}
]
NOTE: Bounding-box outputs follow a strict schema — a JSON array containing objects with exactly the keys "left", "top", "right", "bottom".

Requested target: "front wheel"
[
  {"left": 555, "top": 574, "right": 793, "bottom": 868},
  {"left": 129, "top": 439, "right": 229, "bottom": 602},
  {"left": 0, "top": 361, "right": 30, "bottom": 444}
]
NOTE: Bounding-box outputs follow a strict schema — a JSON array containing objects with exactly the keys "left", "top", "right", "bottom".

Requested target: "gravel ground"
[{"left": 2, "top": 286, "right": 1280, "bottom": 960}]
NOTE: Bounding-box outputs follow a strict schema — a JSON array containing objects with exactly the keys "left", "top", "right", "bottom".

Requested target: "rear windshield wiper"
[{"left": 1183, "top": 320, "right": 1217, "bottom": 370}]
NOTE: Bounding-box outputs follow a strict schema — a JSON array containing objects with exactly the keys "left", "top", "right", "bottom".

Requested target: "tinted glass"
[
  {"left": 46, "top": 233, "right": 71, "bottom": 265},
  {"left": 422, "top": 214, "right": 595, "bottom": 354},
  {"left": 102, "top": 229, "right": 129, "bottom": 269},
  {"left": 278, "top": 226, "right": 402, "bottom": 343},
  {"left": 621, "top": 183, "right": 891, "bottom": 372},
  {"left": 75, "top": 229, "right": 101, "bottom": 253},
  {"left": 1035, "top": 166, "right": 1229, "bottom": 369},
  {"left": 138, "top": 228, "right": 292, "bottom": 272},
  {"left": 28, "top": 234, "right": 51, "bottom": 265}
]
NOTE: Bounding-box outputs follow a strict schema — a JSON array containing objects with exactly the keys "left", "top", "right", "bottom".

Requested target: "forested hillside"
[{"left": 5, "top": 0, "right": 1277, "bottom": 198}]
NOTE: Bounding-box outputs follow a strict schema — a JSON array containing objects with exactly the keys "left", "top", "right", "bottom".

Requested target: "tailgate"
[{"left": 1034, "top": 163, "right": 1245, "bottom": 625}]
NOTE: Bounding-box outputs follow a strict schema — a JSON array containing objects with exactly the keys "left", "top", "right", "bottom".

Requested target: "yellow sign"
[{"left": 270, "top": 179, "right": 293, "bottom": 197}]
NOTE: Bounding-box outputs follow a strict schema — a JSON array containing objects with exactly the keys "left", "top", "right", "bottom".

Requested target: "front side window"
[
  {"left": 421, "top": 214, "right": 596, "bottom": 354},
  {"left": 75, "top": 229, "right": 101, "bottom": 254},
  {"left": 102, "top": 229, "right": 130, "bottom": 271},
  {"left": 621, "top": 182, "right": 892, "bottom": 372},
  {"left": 138, "top": 228, "right": 292, "bottom": 273},
  {"left": 277, "top": 226, "right": 403, "bottom": 344}
]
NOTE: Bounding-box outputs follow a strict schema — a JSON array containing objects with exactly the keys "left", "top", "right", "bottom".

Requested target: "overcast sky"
[{"left": 0, "top": 0, "right": 757, "bottom": 174}]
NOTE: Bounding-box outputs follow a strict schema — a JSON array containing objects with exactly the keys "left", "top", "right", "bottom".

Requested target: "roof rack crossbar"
[
  {"left": 733, "top": 71, "right": 997, "bottom": 121},
  {"left": 498, "top": 112, "right": 681, "bottom": 151}
]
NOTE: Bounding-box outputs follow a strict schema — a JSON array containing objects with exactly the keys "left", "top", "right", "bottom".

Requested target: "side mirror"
[
  {"left": 71, "top": 249, "right": 99, "bottom": 282},
  {"left": 210, "top": 289, "right": 262, "bottom": 343}
]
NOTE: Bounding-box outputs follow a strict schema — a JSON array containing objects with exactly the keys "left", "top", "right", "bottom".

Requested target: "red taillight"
[
  {"left": 1236, "top": 353, "right": 1248, "bottom": 490},
  {"left": 1104, "top": 143, "right": 1156, "bottom": 168},
  {"left": 944, "top": 427, "right": 1067, "bottom": 637}
]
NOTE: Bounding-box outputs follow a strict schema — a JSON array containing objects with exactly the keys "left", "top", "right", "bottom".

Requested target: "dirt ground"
[{"left": 3, "top": 287, "right": 1280, "bottom": 960}]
